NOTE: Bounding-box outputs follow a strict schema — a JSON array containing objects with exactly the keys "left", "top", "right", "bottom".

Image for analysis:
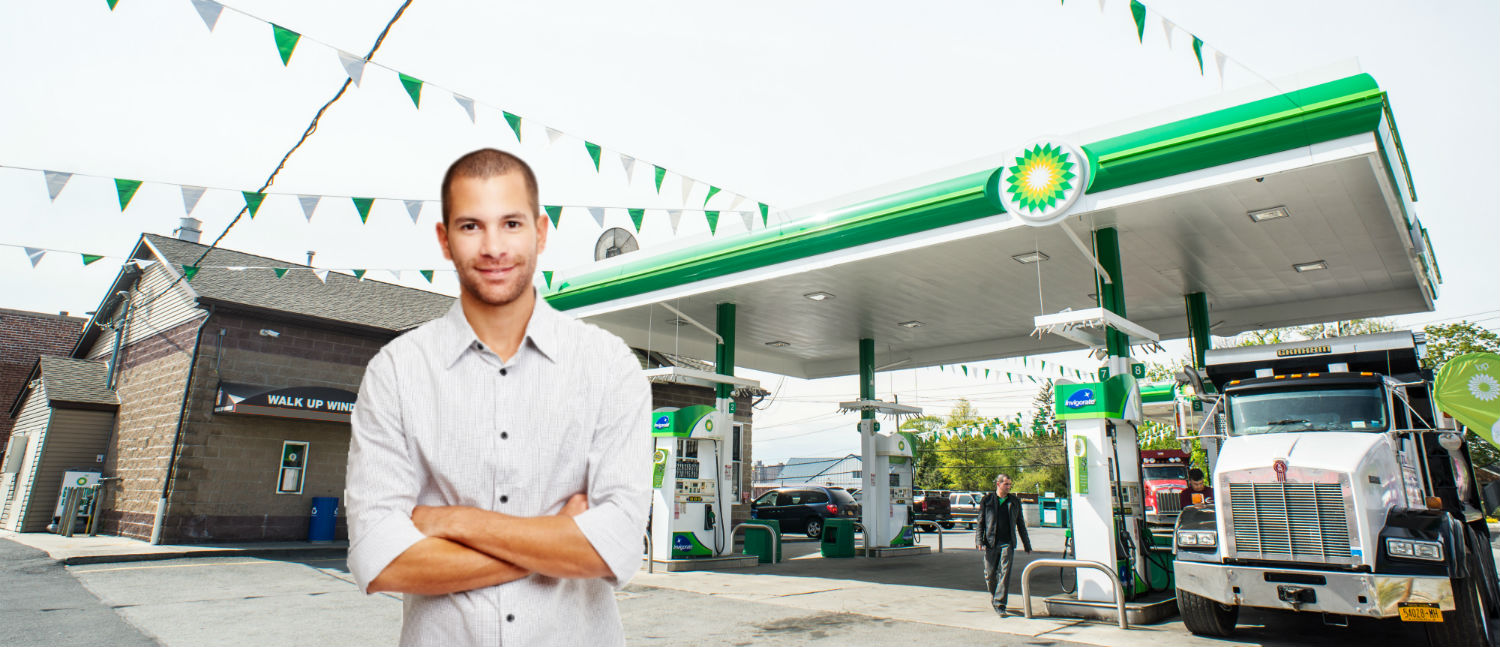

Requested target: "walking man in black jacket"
[{"left": 977, "top": 473, "right": 1031, "bottom": 615}]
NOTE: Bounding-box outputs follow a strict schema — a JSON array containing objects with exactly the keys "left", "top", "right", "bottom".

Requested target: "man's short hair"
[
  {"left": 995, "top": 473, "right": 1011, "bottom": 485},
  {"left": 1188, "top": 468, "right": 1205, "bottom": 481},
  {"left": 440, "top": 148, "right": 541, "bottom": 225}
]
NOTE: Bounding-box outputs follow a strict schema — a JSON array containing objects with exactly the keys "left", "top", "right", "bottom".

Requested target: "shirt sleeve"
[
  {"left": 570, "top": 340, "right": 653, "bottom": 589},
  {"left": 345, "top": 348, "right": 427, "bottom": 594}
]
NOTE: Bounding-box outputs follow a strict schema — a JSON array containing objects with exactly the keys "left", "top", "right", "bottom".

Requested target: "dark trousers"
[{"left": 982, "top": 543, "right": 1015, "bottom": 610}]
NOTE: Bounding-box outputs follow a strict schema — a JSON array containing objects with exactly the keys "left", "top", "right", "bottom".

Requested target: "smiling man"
[{"left": 346, "top": 148, "right": 652, "bottom": 646}]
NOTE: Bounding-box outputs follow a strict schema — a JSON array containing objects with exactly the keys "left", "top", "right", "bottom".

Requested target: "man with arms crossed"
[{"left": 347, "top": 149, "right": 651, "bottom": 646}]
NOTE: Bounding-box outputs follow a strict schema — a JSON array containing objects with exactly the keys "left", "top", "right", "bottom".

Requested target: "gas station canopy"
[{"left": 544, "top": 68, "right": 1438, "bottom": 380}]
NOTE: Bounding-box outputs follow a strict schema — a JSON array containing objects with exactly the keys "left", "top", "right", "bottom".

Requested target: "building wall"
[
  {"left": 84, "top": 260, "right": 200, "bottom": 361},
  {"left": 15, "top": 408, "right": 115, "bottom": 532},
  {"left": 648, "top": 382, "right": 756, "bottom": 528},
  {"left": 0, "top": 385, "right": 52, "bottom": 530},
  {"left": 0, "top": 309, "right": 84, "bottom": 447}
]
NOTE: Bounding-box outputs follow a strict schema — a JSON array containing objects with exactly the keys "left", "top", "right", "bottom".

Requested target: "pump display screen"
[{"left": 1227, "top": 386, "right": 1387, "bottom": 435}]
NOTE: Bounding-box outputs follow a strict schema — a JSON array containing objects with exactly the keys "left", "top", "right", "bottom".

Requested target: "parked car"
[
  {"left": 910, "top": 489, "right": 953, "bottom": 531},
  {"left": 948, "top": 491, "right": 985, "bottom": 529},
  {"left": 750, "top": 486, "right": 861, "bottom": 538}
]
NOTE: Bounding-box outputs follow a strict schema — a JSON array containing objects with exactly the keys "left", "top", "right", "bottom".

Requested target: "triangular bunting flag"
[
  {"left": 81, "top": 254, "right": 104, "bottom": 266},
  {"left": 1213, "top": 49, "right": 1227, "bottom": 79},
  {"left": 419, "top": 270, "right": 434, "bottom": 283},
  {"left": 740, "top": 211, "right": 754, "bottom": 231},
  {"left": 962, "top": 365, "right": 969, "bottom": 376},
  {"left": 404, "top": 200, "right": 423, "bottom": 223},
  {"left": 544, "top": 205, "right": 562, "bottom": 228},
  {"left": 502, "top": 112, "right": 523, "bottom": 142},
  {"left": 313, "top": 269, "right": 329, "bottom": 284},
  {"left": 338, "top": 51, "right": 366, "bottom": 86},
  {"left": 191, "top": 0, "right": 222, "bottom": 31},
  {"left": 704, "top": 210, "right": 720, "bottom": 235},
  {"left": 115, "top": 179, "right": 142, "bottom": 211},
  {"left": 729, "top": 194, "right": 749, "bottom": 212},
  {"left": 542, "top": 270, "right": 554, "bottom": 289},
  {"left": 619, "top": 155, "right": 636, "bottom": 183},
  {"left": 107, "top": 0, "right": 118, "bottom": 10},
  {"left": 1160, "top": 16, "right": 1174, "bottom": 49},
  {"left": 1129, "top": 1, "right": 1146, "bottom": 42},
  {"left": 353, "top": 269, "right": 366, "bottom": 281},
  {"left": 679, "top": 176, "right": 696, "bottom": 206},
  {"left": 1192, "top": 36, "right": 1205, "bottom": 74},
  {"left": 352, "top": 197, "right": 374, "bottom": 223},
  {"left": 182, "top": 265, "right": 199, "bottom": 281},
  {"left": 1096, "top": 0, "right": 1106, "bottom": 12},
  {"left": 546, "top": 127, "right": 566, "bottom": 145},
  {"left": 24, "top": 247, "right": 44, "bottom": 267},
  {"left": 181, "top": 185, "right": 205, "bottom": 214},
  {"left": 398, "top": 73, "right": 423, "bottom": 108},
  {"left": 272, "top": 24, "right": 300, "bottom": 66},
  {"left": 759, "top": 202, "right": 769, "bottom": 226},
  {"left": 653, "top": 166, "right": 666, "bottom": 193},
  {"left": 387, "top": 270, "right": 402, "bottom": 282},
  {"left": 587, "top": 207, "right": 605, "bottom": 228},
  {"left": 985, "top": 369, "right": 991, "bottom": 379},
  {"left": 667, "top": 210, "right": 683, "bottom": 234},
  {"left": 298, "top": 195, "right": 320, "bottom": 221},
  {"left": 44, "top": 171, "right": 71, "bottom": 201},
  {"left": 703, "top": 185, "right": 721, "bottom": 207},
  {"left": 453, "top": 94, "right": 476, "bottom": 123},
  {"left": 274, "top": 268, "right": 289, "bottom": 279},
  {"left": 242, "top": 191, "right": 265, "bottom": 218},
  {"left": 628, "top": 208, "right": 645, "bottom": 233},
  {"left": 584, "top": 142, "right": 602, "bottom": 172}
]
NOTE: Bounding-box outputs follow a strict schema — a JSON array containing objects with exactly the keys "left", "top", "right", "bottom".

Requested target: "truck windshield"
[
  {"left": 1227, "top": 385, "right": 1387, "bottom": 435},
  {"left": 1143, "top": 465, "right": 1187, "bottom": 481}
]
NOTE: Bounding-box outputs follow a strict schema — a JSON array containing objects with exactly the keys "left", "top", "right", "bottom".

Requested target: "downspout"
[
  {"left": 105, "top": 291, "right": 131, "bottom": 390},
  {"left": 149, "top": 306, "right": 213, "bottom": 545}
]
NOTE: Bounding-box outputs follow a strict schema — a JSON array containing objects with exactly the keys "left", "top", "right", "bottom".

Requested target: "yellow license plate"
[{"left": 1398, "top": 605, "right": 1443, "bottom": 622}]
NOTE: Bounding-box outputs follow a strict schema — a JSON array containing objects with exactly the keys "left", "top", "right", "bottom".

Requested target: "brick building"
[
  {"left": 0, "top": 309, "right": 86, "bottom": 447},
  {"left": 1, "top": 229, "right": 758, "bottom": 541}
]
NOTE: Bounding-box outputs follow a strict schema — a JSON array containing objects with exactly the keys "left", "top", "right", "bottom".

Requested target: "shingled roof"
[
  {"left": 142, "top": 234, "right": 453, "bottom": 333},
  {"left": 37, "top": 356, "right": 117, "bottom": 408}
]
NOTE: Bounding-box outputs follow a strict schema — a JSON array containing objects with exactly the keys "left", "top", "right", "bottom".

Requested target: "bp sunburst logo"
[{"left": 995, "top": 140, "right": 1089, "bottom": 227}]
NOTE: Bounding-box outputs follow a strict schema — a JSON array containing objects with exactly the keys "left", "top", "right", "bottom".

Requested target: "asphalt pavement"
[{"left": 0, "top": 538, "right": 158, "bottom": 647}]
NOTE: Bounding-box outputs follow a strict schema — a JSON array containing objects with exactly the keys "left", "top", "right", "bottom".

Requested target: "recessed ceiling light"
[
  {"left": 1248, "top": 206, "right": 1291, "bottom": 222},
  {"left": 803, "top": 291, "right": 835, "bottom": 302},
  {"left": 765, "top": 340, "right": 790, "bottom": 347},
  {"left": 1012, "top": 251, "right": 1050, "bottom": 264},
  {"left": 897, "top": 320, "right": 924, "bottom": 329},
  {"left": 1293, "top": 260, "right": 1328, "bottom": 272}
]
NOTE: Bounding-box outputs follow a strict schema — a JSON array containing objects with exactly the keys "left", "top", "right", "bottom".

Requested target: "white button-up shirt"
[{"left": 346, "top": 295, "right": 651, "bottom": 646}]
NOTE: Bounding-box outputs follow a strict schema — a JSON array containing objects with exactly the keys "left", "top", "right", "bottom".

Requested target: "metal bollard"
[{"left": 1019, "top": 558, "right": 1129, "bottom": 630}]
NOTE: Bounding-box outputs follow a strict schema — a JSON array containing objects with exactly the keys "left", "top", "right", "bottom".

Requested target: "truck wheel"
[
  {"left": 1178, "top": 589, "right": 1238, "bottom": 637},
  {"left": 1426, "top": 555, "right": 1493, "bottom": 647}
]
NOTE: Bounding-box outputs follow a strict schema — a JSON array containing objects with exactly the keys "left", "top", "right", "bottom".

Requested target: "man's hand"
[{"left": 560, "top": 493, "right": 589, "bottom": 517}]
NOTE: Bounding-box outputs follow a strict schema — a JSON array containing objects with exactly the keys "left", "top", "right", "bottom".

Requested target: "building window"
[{"left": 277, "top": 441, "right": 308, "bottom": 495}]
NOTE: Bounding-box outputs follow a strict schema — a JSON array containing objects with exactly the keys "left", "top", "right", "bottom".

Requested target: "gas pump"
[
  {"left": 649, "top": 405, "right": 731, "bottom": 561},
  {"left": 870, "top": 430, "right": 917, "bottom": 548},
  {"left": 1055, "top": 373, "right": 1150, "bottom": 602}
]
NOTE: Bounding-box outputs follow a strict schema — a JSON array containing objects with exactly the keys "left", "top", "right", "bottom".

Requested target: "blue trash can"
[{"left": 309, "top": 496, "right": 338, "bottom": 542}]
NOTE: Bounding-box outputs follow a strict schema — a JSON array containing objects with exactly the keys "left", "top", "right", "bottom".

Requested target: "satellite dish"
[{"left": 594, "top": 227, "right": 639, "bottom": 260}]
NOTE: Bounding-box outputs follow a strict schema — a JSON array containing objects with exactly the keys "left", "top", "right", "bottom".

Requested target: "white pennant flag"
[
  {"left": 1160, "top": 17, "right": 1175, "bottom": 49},
  {"left": 668, "top": 209, "right": 683, "bottom": 234},
  {"left": 1213, "top": 49, "right": 1228, "bottom": 81},
  {"left": 24, "top": 247, "right": 45, "bottom": 268},
  {"left": 729, "top": 194, "right": 749, "bottom": 211},
  {"left": 1097, "top": 0, "right": 1107, "bottom": 12},
  {"left": 297, "top": 195, "right": 320, "bottom": 221},
  {"left": 191, "top": 0, "right": 223, "bottom": 31},
  {"left": 338, "top": 51, "right": 366, "bottom": 87},
  {"left": 619, "top": 154, "right": 636, "bottom": 183},
  {"left": 679, "top": 176, "right": 697, "bottom": 206},
  {"left": 740, "top": 211, "right": 755, "bottom": 231},
  {"left": 387, "top": 269, "right": 403, "bottom": 282},
  {"left": 404, "top": 200, "right": 424, "bottom": 223},
  {"left": 313, "top": 269, "right": 330, "bottom": 284},
  {"left": 181, "top": 185, "right": 206, "bottom": 214},
  {"left": 44, "top": 171, "right": 71, "bottom": 201},
  {"left": 453, "top": 94, "right": 476, "bottom": 123},
  {"left": 546, "top": 127, "right": 566, "bottom": 145},
  {"left": 587, "top": 207, "right": 606, "bottom": 228}
]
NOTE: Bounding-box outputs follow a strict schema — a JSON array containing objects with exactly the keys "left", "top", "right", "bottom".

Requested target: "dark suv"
[{"left": 750, "top": 486, "right": 861, "bottom": 538}]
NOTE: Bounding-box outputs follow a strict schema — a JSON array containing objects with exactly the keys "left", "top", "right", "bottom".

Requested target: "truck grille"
[
  {"left": 1155, "top": 490, "right": 1183, "bottom": 514},
  {"left": 1228, "top": 482, "right": 1351, "bottom": 562}
]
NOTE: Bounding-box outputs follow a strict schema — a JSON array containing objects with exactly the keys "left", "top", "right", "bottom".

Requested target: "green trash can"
[
  {"left": 742, "top": 519, "right": 782, "bottom": 564},
  {"left": 820, "top": 518, "right": 855, "bottom": 558}
]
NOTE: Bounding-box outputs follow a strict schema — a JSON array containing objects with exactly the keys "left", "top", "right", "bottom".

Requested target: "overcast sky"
[{"left": 3, "top": 0, "right": 1496, "bottom": 464}]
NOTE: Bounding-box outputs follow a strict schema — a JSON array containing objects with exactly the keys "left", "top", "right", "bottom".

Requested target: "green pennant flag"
[
  {"left": 242, "top": 191, "right": 265, "bottom": 218},
  {"left": 502, "top": 111, "right": 523, "bottom": 141},
  {"left": 703, "top": 185, "right": 721, "bottom": 206},
  {"left": 274, "top": 268, "right": 289, "bottom": 279},
  {"left": 106, "top": 0, "right": 119, "bottom": 9},
  {"left": 628, "top": 208, "right": 645, "bottom": 232},
  {"left": 419, "top": 270, "right": 434, "bottom": 283},
  {"left": 653, "top": 166, "right": 666, "bottom": 193},
  {"left": 1192, "top": 36, "right": 1205, "bottom": 74},
  {"left": 584, "top": 142, "right": 602, "bottom": 172},
  {"left": 115, "top": 179, "right": 142, "bottom": 211},
  {"left": 352, "top": 197, "right": 374, "bottom": 223},
  {"left": 544, "top": 205, "right": 562, "bottom": 228},
  {"left": 542, "top": 270, "right": 554, "bottom": 289},
  {"left": 81, "top": 254, "right": 104, "bottom": 266},
  {"left": 705, "top": 210, "right": 720, "bottom": 234},
  {"left": 1129, "top": 1, "right": 1147, "bottom": 42},
  {"left": 759, "top": 202, "right": 769, "bottom": 226},
  {"left": 962, "top": 365, "right": 969, "bottom": 376},
  {"left": 181, "top": 265, "right": 199, "bottom": 282},
  {"left": 399, "top": 73, "right": 423, "bottom": 108},
  {"left": 353, "top": 269, "right": 366, "bottom": 280},
  {"left": 984, "top": 369, "right": 991, "bottom": 379},
  {"left": 272, "top": 24, "right": 300, "bottom": 65}
]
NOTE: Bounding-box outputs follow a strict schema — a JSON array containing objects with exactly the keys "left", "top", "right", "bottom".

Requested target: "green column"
[
  {"left": 715, "top": 303, "right": 736, "bottom": 400},
  {"left": 859, "top": 338, "right": 875, "bottom": 421},
  {"left": 1185, "top": 292, "right": 1210, "bottom": 370},
  {"left": 1093, "top": 227, "right": 1129, "bottom": 358}
]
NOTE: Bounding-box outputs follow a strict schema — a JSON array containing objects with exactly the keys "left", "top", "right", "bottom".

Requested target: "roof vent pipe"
[{"left": 174, "top": 217, "right": 202, "bottom": 243}]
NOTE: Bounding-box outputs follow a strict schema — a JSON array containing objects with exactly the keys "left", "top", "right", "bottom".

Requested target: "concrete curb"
[{"left": 0, "top": 530, "right": 348, "bottom": 567}]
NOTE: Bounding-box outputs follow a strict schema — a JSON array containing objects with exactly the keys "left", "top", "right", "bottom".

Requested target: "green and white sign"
[
  {"left": 991, "top": 139, "right": 1090, "bottom": 227},
  {"left": 1072, "top": 436, "right": 1089, "bottom": 495},
  {"left": 1434, "top": 353, "right": 1500, "bottom": 446}
]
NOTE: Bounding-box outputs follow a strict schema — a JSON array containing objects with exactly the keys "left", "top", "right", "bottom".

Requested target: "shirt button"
[
  {"left": 500, "top": 495, "right": 509, "bottom": 504},
  {"left": 506, "top": 614, "right": 515, "bottom": 622},
  {"left": 500, "top": 431, "right": 509, "bottom": 440},
  {"left": 499, "top": 368, "right": 508, "bottom": 376}
]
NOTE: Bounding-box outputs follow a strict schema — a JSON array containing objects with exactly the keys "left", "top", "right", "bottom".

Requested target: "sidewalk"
[{"left": 0, "top": 530, "right": 346, "bottom": 565}]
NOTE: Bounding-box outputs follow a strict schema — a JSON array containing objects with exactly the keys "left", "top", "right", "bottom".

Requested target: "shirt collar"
[{"left": 441, "top": 290, "right": 561, "bottom": 368}]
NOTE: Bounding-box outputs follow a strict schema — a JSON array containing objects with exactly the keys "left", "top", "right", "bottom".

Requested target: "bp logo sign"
[{"left": 994, "top": 140, "right": 1089, "bottom": 227}]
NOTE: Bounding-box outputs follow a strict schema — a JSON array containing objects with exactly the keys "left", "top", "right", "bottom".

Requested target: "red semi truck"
[{"left": 1141, "top": 449, "right": 1190, "bottom": 526}]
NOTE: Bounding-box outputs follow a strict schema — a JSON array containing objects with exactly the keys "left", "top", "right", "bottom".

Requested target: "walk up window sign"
[
  {"left": 277, "top": 441, "right": 308, "bottom": 495},
  {"left": 215, "top": 384, "right": 358, "bottom": 423}
]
